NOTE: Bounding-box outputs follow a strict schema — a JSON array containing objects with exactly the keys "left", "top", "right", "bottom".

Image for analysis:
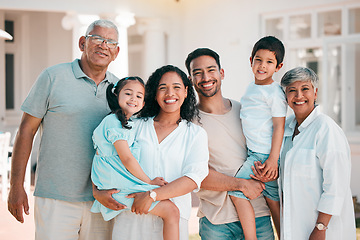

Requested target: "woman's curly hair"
[{"left": 139, "top": 65, "right": 199, "bottom": 123}]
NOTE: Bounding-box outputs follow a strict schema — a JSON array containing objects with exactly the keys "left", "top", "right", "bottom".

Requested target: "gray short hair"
[
  {"left": 85, "top": 19, "right": 119, "bottom": 40},
  {"left": 280, "top": 67, "right": 319, "bottom": 90}
]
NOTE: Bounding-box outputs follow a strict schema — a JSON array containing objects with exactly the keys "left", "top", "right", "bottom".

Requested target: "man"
[
  {"left": 185, "top": 48, "right": 275, "bottom": 240},
  {"left": 7, "top": 19, "right": 121, "bottom": 240}
]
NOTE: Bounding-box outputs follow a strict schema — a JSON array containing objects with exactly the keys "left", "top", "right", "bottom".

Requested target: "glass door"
[{"left": 323, "top": 37, "right": 360, "bottom": 132}]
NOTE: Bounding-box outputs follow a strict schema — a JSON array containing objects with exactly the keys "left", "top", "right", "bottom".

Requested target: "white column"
[
  {"left": 138, "top": 18, "right": 166, "bottom": 79},
  {"left": 61, "top": 13, "right": 99, "bottom": 60},
  {"left": 103, "top": 12, "right": 135, "bottom": 79}
]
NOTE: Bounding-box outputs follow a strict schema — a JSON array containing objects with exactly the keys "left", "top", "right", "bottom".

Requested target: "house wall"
[{"left": 25, "top": 12, "right": 72, "bottom": 99}]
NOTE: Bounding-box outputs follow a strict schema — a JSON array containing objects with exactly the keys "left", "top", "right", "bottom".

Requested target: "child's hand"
[
  {"left": 150, "top": 177, "right": 168, "bottom": 186},
  {"left": 257, "top": 158, "right": 278, "bottom": 180},
  {"left": 251, "top": 161, "right": 273, "bottom": 183}
]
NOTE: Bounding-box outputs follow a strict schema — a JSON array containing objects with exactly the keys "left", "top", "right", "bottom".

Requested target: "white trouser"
[
  {"left": 35, "top": 197, "right": 113, "bottom": 240},
  {"left": 112, "top": 210, "right": 189, "bottom": 240}
]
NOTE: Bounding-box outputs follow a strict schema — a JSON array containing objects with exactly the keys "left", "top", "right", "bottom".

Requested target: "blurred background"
[{"left": 0, "top": 0, "right": 359, "bottom": 238}]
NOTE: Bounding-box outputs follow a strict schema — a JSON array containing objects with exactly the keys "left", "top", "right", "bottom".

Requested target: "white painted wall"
[{"left": 17, "top": 11, "right": 72, "bottom": 100}]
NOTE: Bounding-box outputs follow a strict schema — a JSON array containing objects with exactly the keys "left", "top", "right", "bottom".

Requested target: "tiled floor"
[
  {"left": 2, "top": 189, "right": 359, "bottom": 239},
  {"left": 0, "top": 188, "right": 200, "bottom": 240}
]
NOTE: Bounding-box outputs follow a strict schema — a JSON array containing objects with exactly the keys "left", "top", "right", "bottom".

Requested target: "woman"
[
  {"left": 94, "top": 65, "right": 209, "bottom": 240},
  {"left": 278, "top": 67, "right": 356, "bottom": 240}
]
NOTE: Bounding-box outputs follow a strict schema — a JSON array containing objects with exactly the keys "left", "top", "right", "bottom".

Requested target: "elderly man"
[{"left": 8, "top": 19, "right": 120, "bottom": 240}]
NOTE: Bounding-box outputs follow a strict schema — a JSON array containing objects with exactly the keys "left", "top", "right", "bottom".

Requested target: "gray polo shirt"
[{"left": 21, "top": 59, "right": 118, "bottom": 202}]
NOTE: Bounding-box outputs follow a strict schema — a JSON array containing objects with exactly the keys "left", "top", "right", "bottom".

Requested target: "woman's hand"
[
  {"left": 93, "top": 185, "right": 126, "bottom": 211},
  {"left": 150, "top": 177, "right": 168, "bottom": 186},
  {"left": 309, "top": 212, "right": 331, "bottom": 240},
  {"left": 127, "top": 191, "right": 152, "bottom": 214}
]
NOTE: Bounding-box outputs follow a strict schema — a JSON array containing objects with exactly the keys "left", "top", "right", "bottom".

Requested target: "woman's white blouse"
[
  {"left": 279, "top": 107, "right": 356, "bottom": 240},
  {"left": 133, "top": 117, "right": 209, "bottom": 220}
]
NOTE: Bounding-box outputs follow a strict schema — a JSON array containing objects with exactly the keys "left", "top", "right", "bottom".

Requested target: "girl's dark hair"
[
  {"left": 139, "top": 65, "right": 199, "bottom": 123},
  {"left": 106, "top": 76, "right": 145, "bottom": 129}
]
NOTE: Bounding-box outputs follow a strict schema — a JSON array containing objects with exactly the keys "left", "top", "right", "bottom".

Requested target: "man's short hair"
[
  {"left": 85, "top": 19, "right": 119, "bottom": 40},
  {"left": 185, "top": 48, "right": 221, "bottom": 75}
]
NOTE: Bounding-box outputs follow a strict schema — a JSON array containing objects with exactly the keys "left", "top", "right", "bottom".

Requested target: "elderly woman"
[
  {"left": 278, "top": 67, "right": 356, "bottom": 240},
  {"left": 94, "top": 65, "right": 209, "bottom": 240}
]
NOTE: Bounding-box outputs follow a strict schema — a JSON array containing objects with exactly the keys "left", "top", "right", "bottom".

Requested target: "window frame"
[{"left": 261, "top": 2, "right": 360, "bottom": 137}]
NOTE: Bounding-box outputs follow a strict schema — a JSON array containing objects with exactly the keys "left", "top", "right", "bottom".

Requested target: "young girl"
[{"left": 91, "top": 76, "right": 180, "bottom": 240}]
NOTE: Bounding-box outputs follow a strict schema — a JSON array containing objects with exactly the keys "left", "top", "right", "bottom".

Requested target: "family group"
[{"left": 7, "top": 19, "right": 356, "bottom": 240}]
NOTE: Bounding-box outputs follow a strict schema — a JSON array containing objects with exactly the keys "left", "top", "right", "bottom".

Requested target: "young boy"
[{"left": 228, "top": 36, "right": 287, "bottom": 240}]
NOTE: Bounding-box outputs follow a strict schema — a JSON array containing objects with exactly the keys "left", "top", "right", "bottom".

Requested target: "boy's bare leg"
[
  {"left": 230, "top": 195, "right": 257, "bottom": 240},
  {"left": 149, "top": 199, "right": 180, "bottom": 240},
  {"left": 265, "top": 197, "right": 280, "bottom": 239}
]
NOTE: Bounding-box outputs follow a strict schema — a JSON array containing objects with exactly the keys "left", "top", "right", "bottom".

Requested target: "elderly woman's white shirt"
[
  {"left": 279, "top": 107, "right": 356, "bottom": 240},
  {"left": 113, "top": 117, "right": 209, "bottom": 240}
]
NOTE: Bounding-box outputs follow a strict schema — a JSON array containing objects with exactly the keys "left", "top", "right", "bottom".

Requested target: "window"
[
  {"left": 289, "top": 14, "right": 311, "bottom": 39},
  {"left": 262, "top": 4, "right": 360, "bottom": 133},
  {"left": 265, "top": 18, "right": 283, "bottom": 39},
  {"left": 349, "top": 8, "right": 360, "bottom": 34},
  {"left": 352, "top": 43, "right": 360, "bottom": 126},
  {"left": 324, "top": 44, "right": 342, "bottom": 124},
  {"left": 5, "top": 54, "right": 15, "bottom": 110},
  {"left": 318, "top": 10, "right": 342, "bottom": 37},
  {"left": 4, "top": 19, "right": 17, "bottom": 114},
  {"left": 5, "top": 20, "right": 14, "bottom": 43}
]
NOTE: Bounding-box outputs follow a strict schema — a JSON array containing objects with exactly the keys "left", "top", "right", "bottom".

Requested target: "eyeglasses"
[{"left": 85, "top": 35, "right": 118, "bottom": 49}]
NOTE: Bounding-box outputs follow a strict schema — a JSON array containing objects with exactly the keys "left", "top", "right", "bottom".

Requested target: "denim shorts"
[
  {"left": 228, "top": 149, "right": 279, "bottom": 201},
  {"left": 199, "top": 215, "right": 274, "bottom": 240}
]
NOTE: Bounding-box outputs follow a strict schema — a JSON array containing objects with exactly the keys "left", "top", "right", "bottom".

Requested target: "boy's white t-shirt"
[{"left": 240, "top": 81, "right": 287, "bottom": 154}]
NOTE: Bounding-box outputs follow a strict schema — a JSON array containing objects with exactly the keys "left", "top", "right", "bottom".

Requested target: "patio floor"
[
  {"left": 0, "top": 187, "right": 200, "bottom": 239},
  {"left": 0, "top": 186, "right": 35, "bottom": 240}
]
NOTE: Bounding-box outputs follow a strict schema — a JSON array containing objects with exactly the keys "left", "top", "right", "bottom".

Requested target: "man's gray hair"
[
  {"left": 85, "top": 19, "right": 119, "bottom": 39},
  {"left": 280, "top": 66, "right": 319, "bottom": 90}
]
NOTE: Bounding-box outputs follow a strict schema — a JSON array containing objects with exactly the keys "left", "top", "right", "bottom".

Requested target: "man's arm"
[
  {"left": 201, "top": 168, "right": 265, "bottom": 200},
  {"left": 8, "top": 113, "right": 42, "bottom": 223}
]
